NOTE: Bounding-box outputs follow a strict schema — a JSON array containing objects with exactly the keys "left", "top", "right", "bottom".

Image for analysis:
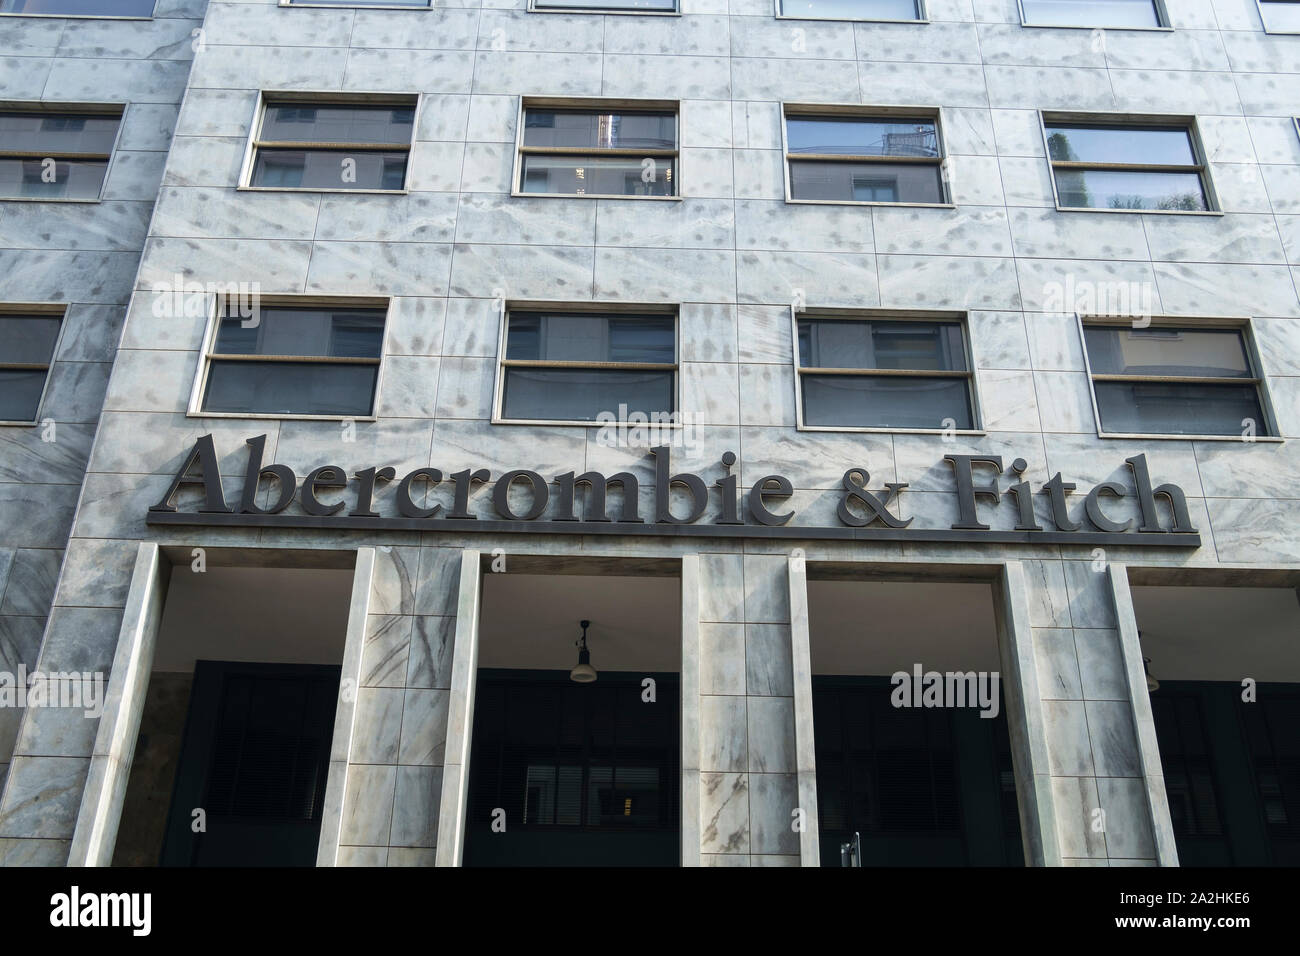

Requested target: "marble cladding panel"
[{"left": 6, "top": 0, "right": 1300, "bottom": 866}]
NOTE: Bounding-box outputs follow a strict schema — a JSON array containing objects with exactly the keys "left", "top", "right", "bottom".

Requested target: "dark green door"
[
  {"left": 1152, "top": 680, "right": 1300, "bottom": 866},
  {"left": 813, "top": 676, "right": 1023, "bottom": 866},
  {"left": 464, "top": 670, "right": 680, "bottom": 867},
  {"left": 160, "top": 661, "right": 340, "bottom": 867}
]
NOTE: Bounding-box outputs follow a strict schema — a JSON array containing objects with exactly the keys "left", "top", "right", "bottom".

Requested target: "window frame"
[
  {"left": 511, "top": 97, "right": 683, "bottom": 202},
  {"left": 238, "top": 91, "right": 421, "bottom": 195},
  {"left": 1017, "top": 0, "right": 1171, "bottom": 31},
  {"left": 0, "top": 303, "right": 65, "bottom": 427},
  {"left": 491, "top": 301, "right": 681, "bottom": 427},
  {"left": 0, "top": 101, "right": 126, "bottom": 203},
  {"left": 1257, "top": 0, "right": 1300, "bottom": 35},
  {"left": 790, "top": 307, "right": 984, "bottom": 435},
  {"left": 781, "top": 103, "right": 953, "bottom": 208},
  {"left": 1039, "top": 111, "right": 1220, "bottom": 216},
  {"left": 527, "top": 0, "right": 680, "bottom": 15},
  {"left": 187, "top": 295, "right": 393, "bottom": 422},
  {"left": 774, "top": 0, "right": 927, "bottom": 23},
  {"left": 0, "top": 0, "right": 155, "bottom": 19},
  {"left": 1076, "top": 314, "right": 1282, "bottom": 442}
]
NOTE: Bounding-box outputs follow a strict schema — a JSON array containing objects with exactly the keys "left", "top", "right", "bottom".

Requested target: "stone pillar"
[
  {"left": 695, "top": 551, "right": 799, "bottom": 866},
  {"left": 336, "top": 545, "right": 464, "bottom": 867},
  {"left": 1017, "top": 555, "right": 1162, "bottom": 865},
  {"left": 68, "top": 543, "right": 169, "bottom": 866},
  {"left": 787, "top": 551, "right": 820, "bottom": 866}
]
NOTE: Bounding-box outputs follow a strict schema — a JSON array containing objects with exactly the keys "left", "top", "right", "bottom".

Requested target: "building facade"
[{"left": 0, "top": 0, "right": 1298, "bottom": 867}]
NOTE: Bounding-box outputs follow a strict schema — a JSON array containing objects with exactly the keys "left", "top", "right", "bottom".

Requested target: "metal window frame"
[
  {"left": 528, "top": 0, "right": 680, "bottom": 15},
  {"left": 0, "top": 0, "right": 156, "bottom": 19},
  {"left": 1257, "top": 0, "right": 1300, "bottom": 35},
  {"left": 773, "top": 0, "right": 927, "bottom": 23},
  {"left": 187, "top": 295, "right": 393, "bottom": 422},
  {"left": 781, "top": 103, "right": 953, "bottom": 208},
  {"left": 790, "top": 307, "right": 984, "bottom": 435},
  {"left": 491, "top": 300, "right": 681, "bottom": 427},
  {"left": 0, "top": 100, "right": 126, "bottom": 203},
  {"left": 0, "top": 303, "right": 66, "bottom": 427},
  {"left": 1038, "top": 111, "right": 1221, "bottom": 216},
  {"left": 1017, "top": 0, "right": 1171, "bottom": 31},
  {"left": 238, "top": 91, "right": 422, "bottom": 195},
  {"left": 511, "top": 97, "right": 683, "bottom": 201},
  {"left": 1075, "top": 313, "right": 1282, "bottom": 442}
]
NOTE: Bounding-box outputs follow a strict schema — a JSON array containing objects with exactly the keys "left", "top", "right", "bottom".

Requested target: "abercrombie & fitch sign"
[{"left": 145, "top": 434, "right": 1201, "bottom": 547}]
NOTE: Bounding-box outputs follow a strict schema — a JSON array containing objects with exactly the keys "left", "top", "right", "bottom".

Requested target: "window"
[
  {"left": 516, "top": 102, "right": 677, "bottom": 198},
  {"left": 778, "top": 0, "right": 922, "bottom": 20},
  {"left": 531, "top": 0, "right": 676, "bottom": 11},
  {"left": 496, "top": 308, "right": 676, "bottom": 423},
  {"left": 1043, "top": 116, "right": 1213, "bottom": 212},
  {"left": 784, "top": 108, "right": 947, "bottom": 205},
  {"left": 0, "top": 107, "right": 121, "bottom": 200},
  {"left": 0, "top": 0, "right": 154, "bottom": 15},
  {"left": 1081, "top": 324, "right": 1272, "bottom": 437},
  {"left": 245, "top": 97, "right": 416, "bottom": 191},
  {"left": 1259, "top": 0, "right": 1300, "bottom": 33},
  {"left": 195, "top": 303, "right": 387, "bottom": 418},
  {"left": 1020, "top": 0, "right": 1165, "bottom": 28},
  {"left": 0, "top": 311, "right": 61, "bottom": 423},
  {"left": 795, "top": 314, "right": 976, "bottom": 431}
]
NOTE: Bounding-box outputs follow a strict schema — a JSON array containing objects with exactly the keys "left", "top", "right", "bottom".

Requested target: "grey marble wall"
[
  {"left": 3, "top": 0, "right": 1300, "bottom": 866},
  {"left": 0, "top": 0, "right": 205, "bottom": 811}
]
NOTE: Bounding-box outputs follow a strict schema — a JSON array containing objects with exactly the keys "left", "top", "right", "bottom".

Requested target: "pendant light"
[
  {"left": 1143, "top": 657, "right": 1160, "bottom": 693},
  {"left": 570, "top": 619, "right": 597, "bottom": 683}
]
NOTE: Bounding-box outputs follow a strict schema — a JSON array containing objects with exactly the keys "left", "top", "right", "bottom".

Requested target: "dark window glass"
[
  {"left": 522, "top": 111, "right": 675, "bottom": 151},
  {"left": 250, "top": 149, "right": 409, "bottom": 190},
  {"left": 1260, "top": 1, "right": 1300, "bottom": 33},
  {"left": 1083, "top": 327, "right": 1253, "bottom": 378},
  {"left": 1084, "top": 326, "right": 1265, "bottom": 436},
  {"left": 778, "top": 0, "right": 920, "bottom": 19},
  {"left": 252, "top": 103, "right": 413, "bottom": 190},
  {"left": 203, "top": 307, "right": 384, "bottom": 416},
  {"left": 0, "top": 315, "right": 60, "bottom": 421},
  {"left": 1021, "top": 0, "right": 1162, "bottom": 28},
  {"left": 0, "top": 0, "right": 155, "bottom": 14},
  {"left": 203, "top": 361, "right": 379, "bottom": 417},
  {"left": 798, "top": 319, "right": 972, "bottom": 430},
  {"left": 502, "top": 313, "right": 675, "bottom": 422},
  {"left": 800, "top": 319, "right": 967, "bottom": 371},
  {"left": 520, "top": 154, "right": 675, "bottom": 197},
  {"left": 259, "top": 105, "right": 414, "bottom": 145},
  {"left": 787, "top": 115, "right": 943, "bottom": 203},
  {"left": 787, "top": 116, "right": 939, "bottom": 157},
  {"left": 0, "top": 111, "right": 119, "bottom": 199},
  {"left": 1151, "top": 693, "right": 1226, "bottom": 840},
  {"left": 1093, "top": 381, "right": 1263, "bottom": 437},
  {"left": 520, "top": 109, "right": 677, "bottom": 197},
  {"left": 213, "top": 308, "right": 384, "bottom": 358}
]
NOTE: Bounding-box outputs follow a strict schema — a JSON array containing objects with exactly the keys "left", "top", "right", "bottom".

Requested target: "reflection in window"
[
  {"left": 786, "top": 111, "right": 945, "bottom": 204},
  {"left": 500, "top": 310, "right": 676, "bottom": 422},
  {"left": 249, "top": 100, "right": 415, "bottom": 191},
  {"left": 0, "top": 313, "right": 61, "bottom": 422},
  {"left": 518, "top": 107, "right": 678, "bottom": 197},
  {"left": 796, "top": 316, "right": 974, "bottom": 430},
  {"left": 1045, "top": 119, "right": 1211, "bottom": 211},
  {"left": 778, "top": 0, "right": 920, "bottom": 20},
  {"left": 1082, "top": 325, "right": 1269, "bottom": 436},
  {"left": 1259, "top": 0, "right": 1300, "bottom": 34},
  {"left": 200, "top": 305, "right": 386, "bottom": 417},
  {"left": 0, "top": 110, "right": 120, "bottom": 199}
]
